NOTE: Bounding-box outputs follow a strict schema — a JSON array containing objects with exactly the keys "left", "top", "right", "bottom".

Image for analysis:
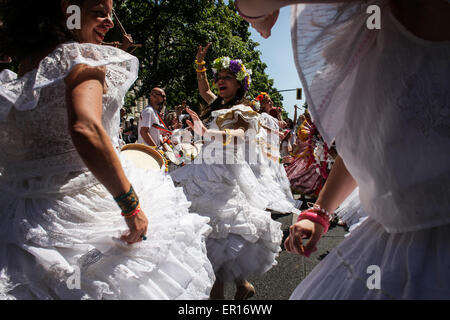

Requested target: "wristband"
[
  {"left": 114, "top": 185, "right": 139, "bottom": 215},
  {"left": 297, "top": 210, "right": 330, "bottom": 234}
]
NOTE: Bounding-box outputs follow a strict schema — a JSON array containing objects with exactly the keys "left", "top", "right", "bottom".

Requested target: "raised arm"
[
  {"left": 235, "top": 0, "right": 360, "bottom": 38},
  {"left": 195, "top": 43, "right": 216, "bottom": 105},
  {"left": 65, "top": 64, "right": 148, "bottom": 245}
]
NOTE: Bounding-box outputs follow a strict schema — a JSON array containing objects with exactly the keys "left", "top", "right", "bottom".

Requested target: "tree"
[{"left": 111, "top": 0, "right": 283, "bottom": 113}]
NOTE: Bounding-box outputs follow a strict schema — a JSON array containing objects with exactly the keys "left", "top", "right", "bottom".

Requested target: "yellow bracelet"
[
  {"left": 196, "top": 68, "right": 207, "bottom": 73},
  {"left": 223, "top": 129, "right": 232, "bottom": 146},
  {"left": 195, "top": 59, "right": 206, "bottom": 65}
]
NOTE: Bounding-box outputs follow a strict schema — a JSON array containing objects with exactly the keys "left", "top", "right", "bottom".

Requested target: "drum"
[{"left": 120, "top": 143, "right": 165, "bottom": 171}]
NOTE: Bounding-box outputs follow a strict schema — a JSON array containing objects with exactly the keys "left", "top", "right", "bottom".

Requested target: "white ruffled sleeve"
[
  {"left": 291, "top": 0, "right": 386, "bottom": 145},
  {"left": 0, "top": 42, "right": 139, "bottom": 121},
  {"left": 212, "top": 104, "right": 260, "bottom": 131}
]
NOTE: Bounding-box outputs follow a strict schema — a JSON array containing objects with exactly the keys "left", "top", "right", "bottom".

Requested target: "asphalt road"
[{"left": 223, "top": 202, "right": 348, "bottom": 300}]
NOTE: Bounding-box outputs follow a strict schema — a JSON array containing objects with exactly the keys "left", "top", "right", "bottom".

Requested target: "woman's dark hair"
[
  {"left": 0, "top": 0, "right": 85, "bottom": 61},
  {"left": 199, "top": 86, "right": 246, "bottom": 121}
]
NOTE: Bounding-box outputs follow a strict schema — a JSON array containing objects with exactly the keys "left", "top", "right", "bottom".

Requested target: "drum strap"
[{"left": 152, "top": 113, "right": 172, "bottom": 134}]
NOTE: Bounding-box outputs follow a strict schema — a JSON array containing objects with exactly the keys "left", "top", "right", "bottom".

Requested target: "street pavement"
[{"left": 223, "top": 199, "right": 348, "bottom": 300}]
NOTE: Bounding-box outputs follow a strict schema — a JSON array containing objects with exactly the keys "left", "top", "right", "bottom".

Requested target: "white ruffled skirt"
[
  {"left": 170, "top": 157, "right": 283, "bottom": 283},
  {"left": 0, "top": 157, "right": 215, "bottom": 300},
  {"left": 290, "top": 214, "right": 450, "bottom": 299},
  {"left": 250, "top": 153, "right": 297, "bottom": 214}
]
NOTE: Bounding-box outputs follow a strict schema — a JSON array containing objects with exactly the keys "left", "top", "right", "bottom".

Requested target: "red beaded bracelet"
[{"left": 121, "top": 205, "right": 141, "bottom": 218}]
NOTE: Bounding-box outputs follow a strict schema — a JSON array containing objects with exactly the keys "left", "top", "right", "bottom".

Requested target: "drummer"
[{"left": 137, "top": 87, "right": 166, "bottom": 147}]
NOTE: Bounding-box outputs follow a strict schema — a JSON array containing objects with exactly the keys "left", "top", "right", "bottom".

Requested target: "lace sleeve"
[
  {"left": 291, "top": 0, "right": 385, "bottom": 144},
  {"left": 0, "top": 42, "right": 139, "bottom": 121},
  {"left": 0, "top": 70, "right": 17, "bottom": 83}
]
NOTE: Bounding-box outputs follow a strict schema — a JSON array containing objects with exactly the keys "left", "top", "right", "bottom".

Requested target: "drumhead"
[{"left": 120, "top": 143, "right": 165, "bottom": 170}]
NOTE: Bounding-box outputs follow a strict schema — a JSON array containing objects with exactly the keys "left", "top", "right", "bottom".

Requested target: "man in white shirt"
[{"left": 137, "top": 87, "right": 166, "bottom": 147}]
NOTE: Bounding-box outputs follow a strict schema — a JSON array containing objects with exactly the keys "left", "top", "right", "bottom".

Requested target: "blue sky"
[{"left": 248, "top": 6, "right": 305, "bottom": 120}]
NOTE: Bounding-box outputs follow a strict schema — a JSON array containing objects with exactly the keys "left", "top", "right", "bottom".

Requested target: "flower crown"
[
  {"left": 211, "top": 56, "right": 252, "bottom": 92},
  {"left": 255, "top": 92, "right": 270, "bottom": 102}
]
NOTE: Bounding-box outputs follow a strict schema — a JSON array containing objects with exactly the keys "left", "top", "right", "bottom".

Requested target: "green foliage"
[{"left": 112, "top": 0, "right": 283, "bottom": 112}]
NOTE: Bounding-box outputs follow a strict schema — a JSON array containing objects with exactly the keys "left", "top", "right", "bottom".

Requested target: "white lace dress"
[
  {"left": 252, "top": 112, "right": 298, "bottom": 214},
  {"left": 0, "top": 42, "right": 215, "bottom": 300},
  {"left": 170, "top": 105, "right": 283, "bottom": 282},
  {"left": 288, "top": 1, "right": 450, "bottom": 299}
]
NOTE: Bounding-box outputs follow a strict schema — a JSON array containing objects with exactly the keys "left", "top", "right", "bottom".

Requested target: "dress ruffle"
[
  {"left": 0, "top": 158, "right": 215, "bottom": 300},
  {"left": 334, "top": 187, "right": 367, "bottom": 231},
  {"left": 0, "top": 42, "right": 138, "bottom": 121},
  {"left": 290, "top": 217, "right": 450, "bottom": 299}
]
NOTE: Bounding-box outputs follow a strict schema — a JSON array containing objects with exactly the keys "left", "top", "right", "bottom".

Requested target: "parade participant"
[
  {"left": 137, "top": 87, "right": 166, "bottom": 147},
  {"left": 238, "top": 0, "right": 450, "bottom": 299},
  {"left": 285, "top": 110, "right": 325, "bottom": 197},
  {"left": 254, "top": 92, "right": 298, "bottom": 213},
  {"left": 170, "top": 44, "right": 282, "bottom": 300},
  {"left": 0, "top": 0, "right": 215, "bottom": 299}
]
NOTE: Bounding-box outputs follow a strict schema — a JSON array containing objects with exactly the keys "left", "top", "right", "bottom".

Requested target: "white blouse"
[{"left": 291, "top": 1, "right": 450, "bottom": 233}]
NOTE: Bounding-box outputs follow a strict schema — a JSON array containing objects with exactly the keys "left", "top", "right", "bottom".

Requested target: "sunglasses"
[{"left": 216, "top": 75, "right": 235, "bottom": 81}]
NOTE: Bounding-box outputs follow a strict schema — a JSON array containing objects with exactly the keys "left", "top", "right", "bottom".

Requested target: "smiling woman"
[
  {"left": 0, "top": 0, "right": 215, "bottom": 300},
  {"left": 0, "top": 0, "right": 114, "bottom": 61},
  {"left": 66, "top": 0, "right": 115, "bottom": 44}
]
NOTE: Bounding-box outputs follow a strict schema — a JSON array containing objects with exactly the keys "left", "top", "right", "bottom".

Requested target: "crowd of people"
[{"left": 0, "top": 0, "right": 448, "bottom": 301}]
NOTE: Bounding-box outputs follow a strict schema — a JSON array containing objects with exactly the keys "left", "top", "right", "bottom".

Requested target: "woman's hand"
[
  {"left": 120, "top": 34, "right": 133, "bottom": 51},
  {"left": 196, "top": 43, "right": 212, "bottom": 63},
  {"left": 284, "top": 219, "right": 324, "bottom": 257},
  {"left": 186, "top": 107, "right": 208, "bottom": 136},
  {"left": 245, "top": 10, "right": 280, "bottom": 39},
  {"left": 121, "top": 209, "right": 149, "bottom": 245}
]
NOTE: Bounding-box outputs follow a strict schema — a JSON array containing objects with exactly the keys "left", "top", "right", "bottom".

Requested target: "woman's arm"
[
  {"left": 196, "top": 43, "right": 216, "bottom": 105},
  {"left": 235, "top": 0, "right": 361, "bottom": 38},
  {"left": 186, "top": 107, "right": 247, "bottom": 142},
  {"left": 284, "top": 155, "right": 357, "bottom": 256},
  {"left": 65, "top": 64, "right": 148, "bottom": 244},
  {"left": 236, "top": 0, "right": 360, "bottom": 17}
]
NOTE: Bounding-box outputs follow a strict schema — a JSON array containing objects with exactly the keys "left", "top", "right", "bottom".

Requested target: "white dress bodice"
[
  {"left": 0, "top": 42, "right": 138, "bottom": 196},
  {"left": 292, "top": 1, "right": 450, "bottom": 233}
]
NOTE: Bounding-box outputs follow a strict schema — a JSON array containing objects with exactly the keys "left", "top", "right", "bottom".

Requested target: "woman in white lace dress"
[
  {"left": 237, "top": 0, "right": 450, "bottom": 299},
  {"left": 0, "top": 0, "right": 215, "bottom": 299},
  {"left": 170, "top": 47, "right": 283, "bottom": 300}
]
